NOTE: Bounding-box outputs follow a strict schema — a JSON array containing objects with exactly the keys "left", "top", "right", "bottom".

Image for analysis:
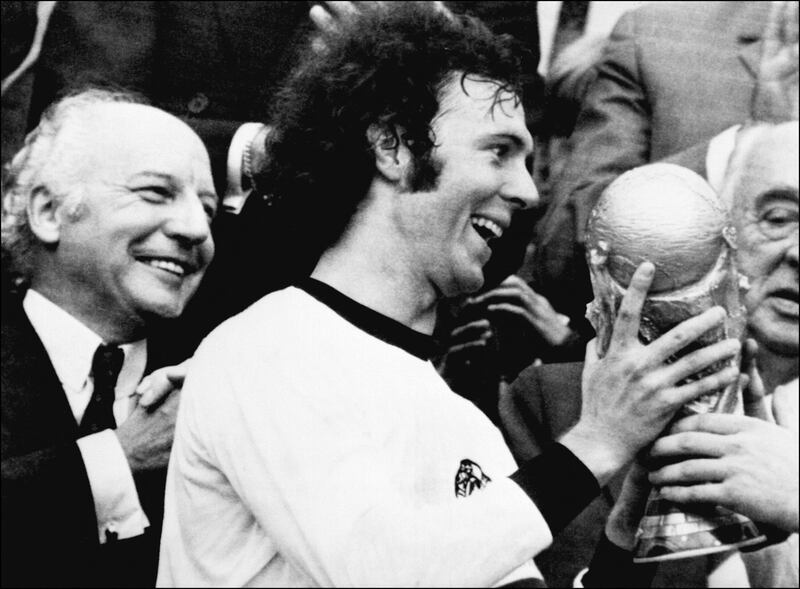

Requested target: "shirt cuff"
[
  {"left": 76, "top": 429, "right": 150, "bottom": 543},
  {"left": 510, "top": 442, "right": 601, "bottom": 536},
  {"left": 706, "top": 124, "right": 741, "bottom": 195}
]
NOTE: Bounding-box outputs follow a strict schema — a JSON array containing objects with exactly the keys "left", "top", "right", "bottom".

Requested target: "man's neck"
[
  {"left": 30, "top": 280, "right": 145, "bottom": 344},
  {"left": 312, "top": 227, "right": 439, "bottom": 335},
  {"left": 757, "top": 346, "right": 799, "bottom": 396}
]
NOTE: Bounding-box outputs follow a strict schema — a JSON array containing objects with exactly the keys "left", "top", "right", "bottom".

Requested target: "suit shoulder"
[{"left": 617, "top": 1, "right": 755, "bottom": 40}]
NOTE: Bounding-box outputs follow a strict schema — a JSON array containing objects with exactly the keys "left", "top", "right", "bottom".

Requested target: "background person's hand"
[
  {"left": 439, "top": 275, "right": 575, "bottom": 382},
  {"left": 649, "top": 374, "right": 799, "bottom": 533},
  {"left": 470, "top": 274, "right": 573, "bottom": 348},
  {"left": 118, "top": 362, "right": 189, "bottom": 473},
  {"left": 134, "top": 359, "right": 190, "bottom": 409},
  {"left": 309, "top": 1, "right": 453, "bottom": 52},
  {"left": 116, "top": 390, "right": 180, "bottom": 473},
  {"left": 751, "top": 0, "right": 799, "bottom": 122}
]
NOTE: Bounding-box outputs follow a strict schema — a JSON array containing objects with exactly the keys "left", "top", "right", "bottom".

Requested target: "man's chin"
[
  {"left": 452, "top": 268, "right": 485, "bottom": 297},
  {"left": 750, "top": 314, "right": 799, "bottom": 357},
  {"left": 136, "top": 295, "right": 190, "bottom": 322}
]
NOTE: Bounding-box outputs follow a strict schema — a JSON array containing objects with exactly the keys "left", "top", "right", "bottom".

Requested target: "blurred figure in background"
[
  {"left": 531, "top": 1, "right": 798, "bottom": 352},
  {"left": 648, "top": 121, "right": 798, "bottom": 587}
]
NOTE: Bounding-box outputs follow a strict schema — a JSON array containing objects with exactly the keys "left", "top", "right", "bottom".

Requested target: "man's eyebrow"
[
  {"left": 126, "top": 171, "right": 176, "bottom": 184},
  {"left": 756, "top": 187, "right": 799, "bottom": 206},
  {"left": 127, "top": 171, "right": 218, "bottom": 201}
]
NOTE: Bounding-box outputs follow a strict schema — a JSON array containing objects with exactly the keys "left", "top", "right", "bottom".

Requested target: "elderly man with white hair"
[{"left": 1, "top": 88, "right": 218, "bottom": 587}]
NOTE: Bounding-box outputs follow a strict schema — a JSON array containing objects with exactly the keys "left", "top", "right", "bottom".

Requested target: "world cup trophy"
[{"left": 585, "top": 163, "right": 767, "bottom": 562}]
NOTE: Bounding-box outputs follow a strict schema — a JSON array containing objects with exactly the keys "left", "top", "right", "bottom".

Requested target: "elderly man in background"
[
  {"left": 1, "top": 89, "right": 218, "bottom": 587},
  {"left": 503, "top": 123, "right": 798, "bottom": 587},
  {"left": 531, "top": 0, "right": 798, "bottom": 348},
  {"left": 646, "top": 121, "right": 798, "bottom": 587}
]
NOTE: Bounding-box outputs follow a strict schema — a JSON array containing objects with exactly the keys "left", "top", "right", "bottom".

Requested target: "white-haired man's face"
[
  {"left": 731, "top": 126, "right": 799, "bottom": 356},
  {"left": 41, "top": 103, "right": 218, "bottom": 333}
]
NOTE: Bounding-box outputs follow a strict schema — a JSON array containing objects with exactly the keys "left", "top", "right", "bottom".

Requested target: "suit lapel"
[{"left": 1, "top": 297, "right": 78, "bottom": 452}]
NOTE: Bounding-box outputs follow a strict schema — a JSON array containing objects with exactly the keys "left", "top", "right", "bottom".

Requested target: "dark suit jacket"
[
  {"left": 501, "top": 362, "right": 711, "bottom": 588},
  {"left": 1, "top": 294, "right": 179, "bottom": 587},
  {"left": 531, "top": 1, "right": 771, "bottom": 328},
  {"left": 1, "top": 1, "right": 316, "bottom": 193}
]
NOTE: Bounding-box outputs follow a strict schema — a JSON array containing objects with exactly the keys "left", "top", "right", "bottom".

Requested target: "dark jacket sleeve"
[{"left": 531, "top": 8, "right": 735, "bottom": 325}]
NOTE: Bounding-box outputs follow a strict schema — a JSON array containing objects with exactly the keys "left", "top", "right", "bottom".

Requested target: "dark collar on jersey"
[{"left": 296, "top": 278, "right": 441, "bottom": 361}]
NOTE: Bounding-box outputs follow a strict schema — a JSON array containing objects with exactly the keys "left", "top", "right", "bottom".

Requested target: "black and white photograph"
[{"left": 1, "top": 1, "right": 797, "bottom": 587}]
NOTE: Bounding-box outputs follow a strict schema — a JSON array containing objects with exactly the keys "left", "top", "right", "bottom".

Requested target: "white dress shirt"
[{"left": 23, "top": 289, "right": 150, "bottom": 543}]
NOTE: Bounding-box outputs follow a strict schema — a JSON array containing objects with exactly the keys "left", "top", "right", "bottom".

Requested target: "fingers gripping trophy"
[{"left": 585, "top": 163, "right": 767, "bottom": 562}]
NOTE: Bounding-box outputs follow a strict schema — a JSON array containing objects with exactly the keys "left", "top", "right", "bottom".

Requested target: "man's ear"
[
  {"left": 27, "top": 186, "right": 64, "bottom": 245},
  {"left": 367, "top": 124, "right": 411, "bottom": 183}
]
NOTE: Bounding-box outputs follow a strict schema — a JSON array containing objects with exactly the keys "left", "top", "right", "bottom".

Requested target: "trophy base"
[
  {"left": 633, "top": 531, "right": 767, "bottom": 563},
  {"left": 633, "top": 496, "right": 766, "bottom": 563}
]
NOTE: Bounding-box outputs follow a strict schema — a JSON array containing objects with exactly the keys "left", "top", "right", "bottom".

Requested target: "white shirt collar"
[{"left": 22, "top": 289, "right": 147, "bottom": 400}]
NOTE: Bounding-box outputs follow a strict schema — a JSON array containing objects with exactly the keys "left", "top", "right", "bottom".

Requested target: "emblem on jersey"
[{"left": 454, "top": 459, "right": 491, "bottom": 497}]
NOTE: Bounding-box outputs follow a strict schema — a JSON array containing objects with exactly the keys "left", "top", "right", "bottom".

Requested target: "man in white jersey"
[{"left": 158, "top": 4, "right": 741, "bottom": 586}]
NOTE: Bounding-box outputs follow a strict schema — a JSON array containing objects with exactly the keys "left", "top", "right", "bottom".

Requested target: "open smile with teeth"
[
  {"left": 140, "top": 258, "right": 190, "bottom": 277},
  {"left": 471, "top": 216, "right": 504, "bottom": 242}
]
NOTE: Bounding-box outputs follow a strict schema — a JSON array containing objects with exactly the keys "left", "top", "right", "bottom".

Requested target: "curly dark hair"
[{"left": 256, "top": 2, "right": 524, "bottom": 263}]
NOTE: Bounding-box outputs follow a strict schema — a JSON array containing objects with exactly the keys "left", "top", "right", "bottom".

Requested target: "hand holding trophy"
[{"left": 585, "top": 163, "right": 767, "bottom": 562}]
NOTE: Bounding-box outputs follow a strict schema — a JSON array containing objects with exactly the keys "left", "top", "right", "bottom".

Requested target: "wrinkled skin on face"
[
  {"left": 40, "top": 103, "right": 218, "bottom": 339},
  {"left": 726, "top": 124, "right": 799, "bottom": 358}
]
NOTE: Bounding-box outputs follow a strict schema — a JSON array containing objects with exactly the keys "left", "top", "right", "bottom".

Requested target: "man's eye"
[
  {"left": 491, "top": 144, "right": 510, "bottom": 159},
  {"left": 763, "top": 208, "right": 796, "bottom": 224},
  {"left": 203, "top": 200, "right": 219, "bottom": 221},
  {"left": 759, "top": 206, "right": 799, "bottom": 239},
  {"left": 138, "top": 186, "right": 171, "bottom": 201}
]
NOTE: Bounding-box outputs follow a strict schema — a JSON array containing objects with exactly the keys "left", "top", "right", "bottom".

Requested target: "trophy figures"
[{"left": 585, "top": 164, "right": 767, "bottom": 562}]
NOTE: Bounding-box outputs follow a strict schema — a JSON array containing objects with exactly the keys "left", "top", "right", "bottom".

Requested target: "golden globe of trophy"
[{"left": 585, "top": 163, "right": 766, "bottom": 562}]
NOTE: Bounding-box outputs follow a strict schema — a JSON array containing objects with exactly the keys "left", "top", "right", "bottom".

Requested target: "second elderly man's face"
[
  {"left": 731, "top": 125, "right": 799, "bottom": 356},
  {"left": 53, "top": 103, "right": 217, "bottom": 332},
  {"left": 398, "top": 75, "right": 538, "bottom": 297}
]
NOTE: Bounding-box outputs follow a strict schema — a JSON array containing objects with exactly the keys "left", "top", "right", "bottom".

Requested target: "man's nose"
[
  {"left": 164, "top": 194, "right": 212, "bottom": 246},
  {"left": 501, "top": 164, "right": 540, "bottom": 210},
  {"left": 786, "top": 237, "right": 799, "bottom": 268}
]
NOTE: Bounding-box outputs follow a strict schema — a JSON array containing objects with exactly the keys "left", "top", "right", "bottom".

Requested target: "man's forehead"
[
  {"left": 739, "top": 140, "right": 799, "bottom": 200},
  {"left": 435, "top": 75, "right": 532, "bottom": 150},
  {"left": 74, "top": 104, "right": 211, "bottom": 175}
]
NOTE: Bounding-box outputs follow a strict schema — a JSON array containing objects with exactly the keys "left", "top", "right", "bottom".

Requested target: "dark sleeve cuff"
[
  {"left": 509, "top": 442, "right": 600, "bottom": 535},
  {"left": 582, "top": 532, "right": 657, "bottom": 588}
]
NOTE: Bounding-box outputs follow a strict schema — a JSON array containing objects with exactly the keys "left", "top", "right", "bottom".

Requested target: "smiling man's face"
[
  {"left": 730, "top": 124, "right": 799, "bottom": 356},
  {"left": 397, "top": 75, "right": 538, "bottom": 297},
  {"left": 52, "top": 103, "right": 217, "bottom": 331}
]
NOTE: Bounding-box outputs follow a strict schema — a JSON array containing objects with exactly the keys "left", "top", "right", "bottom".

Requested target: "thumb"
[
  {"left": 741, "top": 340, "right": 774, "bottom": 422},
  {"left": 584, "top": 337, "right": 599, "bottom": 366},
  {"left": 581, "top": 338, "right": 600, "bottom": 392},
  {"left": 742, "top": 374, "right": 774, "bottom": 423},
  {"left": 772, "top": 381, "right": 799, "bottom": 434}
]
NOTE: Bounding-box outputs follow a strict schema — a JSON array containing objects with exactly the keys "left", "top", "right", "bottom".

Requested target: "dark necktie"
[{"left": 79, "top": 344, "right": 124, "bottom": 436}]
